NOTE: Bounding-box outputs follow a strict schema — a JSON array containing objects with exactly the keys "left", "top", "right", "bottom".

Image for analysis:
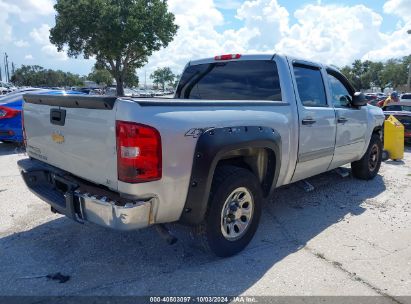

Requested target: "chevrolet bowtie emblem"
[{"left": 51, "top": 132, "right": 65, "bottom": 144}]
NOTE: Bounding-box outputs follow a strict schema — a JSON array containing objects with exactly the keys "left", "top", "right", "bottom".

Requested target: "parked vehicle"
[
  {"left": 0, "top": 82, "right": 17, "bottom": 95},
  {"left": 0, "top": 89, "right": 86, "bottom": 143},
  {"left": 123, "top": 88, "right": 140, "bottom": 97},
  {"left": 134, "top": 89, "right": 154, "bottom": 97},
  {"left": 365, "top": 93, "right": 378, "bottom": 106},
  {"left": 105, "top": 87, "right": 117, "bottom": 96},
  {"left": 382, "top": 101, "right": 411, "bottom": 143},
  {"left": 0, "top": 86, "right": 8, "bottom": 95},
  {"left": 19, "top": 54, "right": 385, "bottom": 257},
  {"left": 400, "top": 93, "right": 411, "bottom": 102}
]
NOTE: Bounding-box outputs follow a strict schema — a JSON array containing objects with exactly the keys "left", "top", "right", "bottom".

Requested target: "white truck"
[{"left": 19, "top": 54, "right": 385, "bottom": 257}]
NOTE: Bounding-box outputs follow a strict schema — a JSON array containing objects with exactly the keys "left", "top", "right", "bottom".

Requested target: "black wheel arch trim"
[
  {"left": 373, "top": 125, "right": 383, "bottom": 140},
  {"left": 373, "top": 125, "right": 382, "bottom": 134},
  {"left": 179, "top": 126, "right": 281, "bottom": 225}
]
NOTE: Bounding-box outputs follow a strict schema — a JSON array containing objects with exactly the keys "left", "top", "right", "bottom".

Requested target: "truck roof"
[
  {"left": 189, "top": 54, "right": 275, "bottom": 66},
  {"left": 188, "top": 53, "right": 341, "bottom": 74}
]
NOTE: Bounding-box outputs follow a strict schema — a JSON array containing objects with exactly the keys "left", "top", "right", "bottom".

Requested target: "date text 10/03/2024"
[{"left": 149, "top": 296, "right": 258, "bottom": 303}]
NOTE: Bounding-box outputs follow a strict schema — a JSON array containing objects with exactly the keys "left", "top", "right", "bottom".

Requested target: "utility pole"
[
  {"left": 408, "top": 29, "right": 411, "bottom": 92},
  {"left": 144, "top": 70, "right": 147, "bottom": 89},
  {"left": 4, "top": 53, "right": 10, "bottom": 83},
  {"left": 3, "top": 54, "right": 6, "bottom": 82}
]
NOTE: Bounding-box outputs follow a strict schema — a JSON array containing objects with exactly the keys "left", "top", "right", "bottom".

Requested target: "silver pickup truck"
[{"left": 19, "top": 54, "right": 385, "bottom": 257}]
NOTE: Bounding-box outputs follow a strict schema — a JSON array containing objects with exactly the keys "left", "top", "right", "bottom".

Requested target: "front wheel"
[
  {"left": 351, "top": 133, "right": 382, "bottom": 180},
  {"left": 195, "top": 166, "right": 262, "bottom": 257}
]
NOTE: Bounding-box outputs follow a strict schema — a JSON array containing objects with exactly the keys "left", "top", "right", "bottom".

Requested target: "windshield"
[{"left": 176, "top": 60, "right": 282, "bottom": 101}]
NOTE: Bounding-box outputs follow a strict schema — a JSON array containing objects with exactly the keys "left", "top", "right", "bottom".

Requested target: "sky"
[{"left": 0, "top": 0, "right": 411, "bottom": 84}]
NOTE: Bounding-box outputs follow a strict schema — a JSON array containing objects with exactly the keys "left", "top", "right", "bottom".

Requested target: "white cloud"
[
  {"left": 139, "top": 0, "right": 225, "bottom": 79},
  {"left": 24, "top": 54, "right": 34, "bottom": 60},
  {"left": 15, "top": 0, "right": 54, "bottom": 14},
  {"left": 383, "top": 0, "right": 411, "bottom": 21},
  {"left": 0, "top": 0, "right": 54, "bottom": 56},
  {"left": 274, "top": 4, "right": 385, "bottom": 66},
  {"left": 0, "top": 1, "right": 19, "bottom": 45},
  {"left": 30, "top": 23, "right": 68, "bottom": 60},
  {"left": 10, "top": 0, "right": 54, "bottom": 21},
  {"left": 235, "top": 0, "right": 289, "bottom": 51},
  {"left": 14, "top": 40, "right": 29, "bottom": 48},
  {"left": 2, "top": 0, "right": 408, "bottom": 79},
  {"left": 41, "top": 44, "right": 68, "bottom": 61},
  {"left": 365, "top": 21, "right": 411, "bottom": 61},
  {"left": 30, "top": 24, "right": 51, "bottom": 45},
  {"left": 141, "top": 0, "right": 411, "bottom": 80},
  {"left": 0, "top": 0, "right": 54, "bottom": 26}
]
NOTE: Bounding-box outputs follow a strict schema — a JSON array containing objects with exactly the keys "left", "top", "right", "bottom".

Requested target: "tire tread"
[
  {"left": 194, "top": 165, "right": 262, "bottom": 257},
  {"left": 351, "top": 133, "right": 382, "bottom": 180}
]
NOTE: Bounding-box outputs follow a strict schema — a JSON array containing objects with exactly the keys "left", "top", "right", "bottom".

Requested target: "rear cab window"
[{"left": 176, "top": 60, "right": 282, "bottom": 101}]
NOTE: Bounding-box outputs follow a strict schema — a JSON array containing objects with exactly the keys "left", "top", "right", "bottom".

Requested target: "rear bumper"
[{"left": 18, "top": 158, "right": 152, "bottom": 231}]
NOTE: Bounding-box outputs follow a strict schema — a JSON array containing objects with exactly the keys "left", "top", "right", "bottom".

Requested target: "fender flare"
[{"left": 179, "top": 126, "right": 281, "bottom": 225}]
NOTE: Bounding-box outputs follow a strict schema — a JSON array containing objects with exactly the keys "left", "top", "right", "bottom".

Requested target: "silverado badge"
[{"left": 51, "top": 132, "right": 65, "bottom": 144}]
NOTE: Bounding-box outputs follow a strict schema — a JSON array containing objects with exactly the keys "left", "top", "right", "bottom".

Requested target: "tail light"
[
  {"left": 214, "top": 54, "right": 241, "bottom": 61},
  {"left": 0, "top": 106, "right": 20, "bottom": 119},
  {"left": 116, "top": 120, "right": 162, "bottom": 183}
]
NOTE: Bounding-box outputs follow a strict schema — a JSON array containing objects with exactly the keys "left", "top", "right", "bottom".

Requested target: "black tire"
[
  {"left": 351, "top": 133, "right": 382, "bottom": 180},
  {"left": 195, "top": 166, "right": 262, "bottom": 257}
]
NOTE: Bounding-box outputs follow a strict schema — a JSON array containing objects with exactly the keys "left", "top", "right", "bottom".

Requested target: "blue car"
[{"left": 0, "top": 89, "right": 86, "bottom": 143}]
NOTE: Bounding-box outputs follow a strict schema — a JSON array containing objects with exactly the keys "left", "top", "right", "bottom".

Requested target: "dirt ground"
[{"left": 0, "top": 142, "right": 410, "bottom": 302}]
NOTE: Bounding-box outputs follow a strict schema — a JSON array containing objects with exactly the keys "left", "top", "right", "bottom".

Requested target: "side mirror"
[{"left": 351, "top": 92, "right": 367, "bottom": 107}]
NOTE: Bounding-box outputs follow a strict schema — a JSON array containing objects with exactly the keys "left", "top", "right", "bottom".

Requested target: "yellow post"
[{"left": 384, "top": 115, "right": 404, "bottom": 160}]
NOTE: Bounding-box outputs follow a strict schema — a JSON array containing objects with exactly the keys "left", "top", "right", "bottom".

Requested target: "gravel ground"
[{"left": 0, "top": 142, "right": 410, "bottom": 301}]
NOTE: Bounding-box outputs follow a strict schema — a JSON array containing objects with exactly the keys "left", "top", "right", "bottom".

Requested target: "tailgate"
[{"left": 23, "top": 94, "right": 119, "bottom": 190}]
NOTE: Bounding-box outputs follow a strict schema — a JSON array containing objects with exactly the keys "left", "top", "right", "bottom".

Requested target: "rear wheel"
[
  {"left": 195, "top": 166, "right": 262, "bottom": 257},
  {"left": 351, "top": 133, "right": 382, "bottom": 180}
]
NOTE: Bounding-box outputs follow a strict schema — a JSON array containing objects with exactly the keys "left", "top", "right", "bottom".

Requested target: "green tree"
[
  {"left": 150, "top": 67, "right": 175, "bottom": 90},
  {"left": 362, "top": 61, "right": 384, "bottom": 91},
  {"left": 124, "top": 68, "right": 139, "bottom": 88},
  {"left": 88, "top": 68, "right": 113, "bottom": 86},
  {"left": 340, "top": 59, "right": 407, "bottom": 91},
  {"left": 11, "top": 65, "right": 82, "bottom": 87},
  {"left": 381, "top": 59, "right": 408, "bottom": 89},
  {"left": 50, "top": 0, "right": 178, "bottom": 96},
  {"left": 340, "top": 65, "right": 356, "bottom": 89},
  {"left": 173, "top": 74, "right": 181, "bottom": 88}
]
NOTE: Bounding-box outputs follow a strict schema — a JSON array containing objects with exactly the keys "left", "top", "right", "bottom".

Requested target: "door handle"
[
  {"left": 337, "top": 117, "right": 348, "bottom": 123},
  {"left": 302, "top": 118, "right": 316, "bottom": 125}
]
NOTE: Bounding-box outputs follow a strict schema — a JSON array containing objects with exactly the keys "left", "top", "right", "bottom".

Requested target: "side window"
[
  {"left": 327, "top": 74, "right": 352, "bottom": 108},
  {"left": 293, "top": 65, "right": 327, "bottom": 107}
]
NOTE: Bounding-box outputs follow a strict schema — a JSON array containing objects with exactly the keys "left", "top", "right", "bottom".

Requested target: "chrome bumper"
[
  {"left": 75, "top": 191, "right": 152, "bottom": 231},
  {"left": 18, "top": 158, "right": 152, "bottom": 231}
]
